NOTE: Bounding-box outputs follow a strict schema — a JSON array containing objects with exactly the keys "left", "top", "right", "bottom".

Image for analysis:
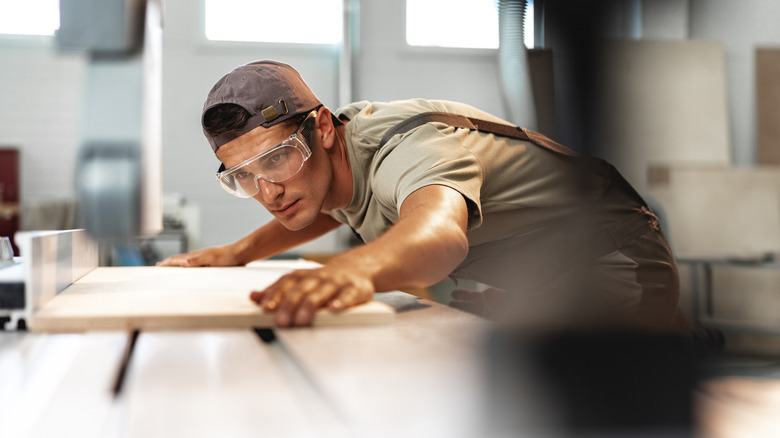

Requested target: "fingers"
[
  {"left": 157, "top": 257, "right": 189, "bottom": 267},
  {"left": 157, "top": 253, "right": 206, "bottom": 267},
  {"left": 266, "top": 273, "right": 339, "bottom": 327},
  {"left": 269, "top": 277, "right": 318, "bottom": 327},
  {"left": 156, "top": 247, "right": 231, "bottom": 267},
  {"left": 250, "top": 269, "right": 372, "bottom": 328},
  {"left": 156, "top": 255, "right": 184, "bottom": 266},
  {"left": 328, "top": 285, "right": 362, "bottom": 311},
  {"left": 288, "top": 281, "right": 341, "bottom": 327},
  {"left": 256, "top": 276, "right": 301, "bottom": 311},
  {"left": 249, "top": 290, "right": 266, "bottom": 304}
]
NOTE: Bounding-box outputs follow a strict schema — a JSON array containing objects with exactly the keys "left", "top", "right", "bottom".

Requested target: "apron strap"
[
  {"left": 378, "top": 111, "right": 578, "bottom": 157},
  {"left": 352, "top": 111, "right": 650, "bottom": 245},
  {"left": 377, "top": 111, "right": 647, "bottom": 207}
]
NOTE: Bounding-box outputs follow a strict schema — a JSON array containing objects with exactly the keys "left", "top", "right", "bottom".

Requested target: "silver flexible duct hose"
[{"left": 499, "top": 0, "right": 537, "bottom": 130}]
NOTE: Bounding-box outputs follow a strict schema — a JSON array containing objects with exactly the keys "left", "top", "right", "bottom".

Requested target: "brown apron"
[{"left": 377, "top": 112, "right": 682, "bottom": 330}]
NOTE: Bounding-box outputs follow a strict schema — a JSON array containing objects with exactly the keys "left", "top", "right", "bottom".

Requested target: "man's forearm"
[
  {"left": 327, "top": 225, "right": 467, "bottom": 291},
  {"left": 231, "top": 213, "right": 342, "bottom": 264},
  {"left": 326, "top": 185, "right": 470, "bottom": 292},
  {"left": 249, "top": 185, "right": 470, "bottom": 327}
]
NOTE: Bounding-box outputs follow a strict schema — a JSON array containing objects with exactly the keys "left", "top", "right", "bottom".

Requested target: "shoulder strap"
[
  {"left": 376, "top": 111, "right": 648, "bottom": 206},
  {"left": 378, "top": 111, "right": 578, "bottom": 157}
]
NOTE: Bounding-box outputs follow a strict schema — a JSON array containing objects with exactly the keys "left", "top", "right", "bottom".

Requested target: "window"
[
  {"left": 406, "top": 0, "right": 534, "bottom": 49},
  {"left": 0, "top": 0, "right": 59, "bottom": 36},
  {"left": 204, "top": 0, "right": 343, "bottom": 45}
]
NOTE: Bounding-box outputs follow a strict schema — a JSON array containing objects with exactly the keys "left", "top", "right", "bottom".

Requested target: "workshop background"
[{"left": 4, "top": 0, "right": 780, "bottom": 352}]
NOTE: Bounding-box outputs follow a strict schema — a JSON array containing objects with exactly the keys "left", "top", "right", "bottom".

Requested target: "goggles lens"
[{"left": 216, "top": 111, "right": 315, "bottom": 198}]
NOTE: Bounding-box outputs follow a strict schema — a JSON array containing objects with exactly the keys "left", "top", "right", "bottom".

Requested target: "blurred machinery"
[
  {"left": 57, "top": 0, "right": 162, "bottom": 241},
  {"left": 1, "top": 0, "right": 165, "bottom": 329}
]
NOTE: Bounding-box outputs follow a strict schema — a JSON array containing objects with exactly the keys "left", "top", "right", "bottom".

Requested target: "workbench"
[
  {"left": 1, "top": 230, "right": 491, "bottom": 437},
  {"left": 3, "top": 230, "right": 780, "bottom": 437},
  {"left": 0, "top": 285, "right": 490, "bottom": 438}
]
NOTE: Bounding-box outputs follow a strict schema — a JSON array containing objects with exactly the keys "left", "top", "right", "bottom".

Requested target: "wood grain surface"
[{"left": 28, "top": 266, "right": 394, "bottom": 332}]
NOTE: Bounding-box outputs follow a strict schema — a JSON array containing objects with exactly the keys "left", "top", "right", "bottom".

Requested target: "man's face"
[{"left": 215, "top": 119, "right": 333, "bottom": 231}]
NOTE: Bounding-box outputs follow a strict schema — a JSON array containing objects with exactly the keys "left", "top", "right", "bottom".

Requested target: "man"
[{"left": 159, "top": 60, "right": 685, "bottom": 331}]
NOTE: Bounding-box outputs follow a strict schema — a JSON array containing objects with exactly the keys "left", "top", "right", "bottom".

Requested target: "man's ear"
[{"left": 316, "top": 106, "right": 336, "bottom": 150}]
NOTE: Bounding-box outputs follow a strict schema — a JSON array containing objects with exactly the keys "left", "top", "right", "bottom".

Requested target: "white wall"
[
  {"left": 0, "top": 37, "right": 85, "bottom": 203},
  {"left": 352, "top": 1, "right": 506, "bottom": 116}
]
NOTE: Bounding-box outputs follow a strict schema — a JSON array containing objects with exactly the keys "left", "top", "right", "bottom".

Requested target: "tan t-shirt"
[{"left": 329, "top": 99, "right": 621, "bottom": 288}]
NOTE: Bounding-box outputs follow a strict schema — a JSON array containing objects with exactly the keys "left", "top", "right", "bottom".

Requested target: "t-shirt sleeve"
[{"left": 371, "top": 123, "right": 484, "bottom": 229}]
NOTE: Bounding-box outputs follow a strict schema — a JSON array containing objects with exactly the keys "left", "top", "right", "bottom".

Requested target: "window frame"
[
  {"left": 199, "top": 0, "right": 344, "bottom": 48},
  {"left": 403, "top": 0, "right": 499, "bottom": 52},
  {"left": 402, "top": 0, "right": 535, "bottom": 54}
]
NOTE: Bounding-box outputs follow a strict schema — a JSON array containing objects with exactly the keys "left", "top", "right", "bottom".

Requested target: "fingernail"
[
  {"left": 276, "top": 312, "right": 290, "bottom": 327},
  {"left": 331, "top": 299, "right": 342, "bottom": 309},
  {"left": 265, "top": 300, "right": 277, "bottom": 311}
]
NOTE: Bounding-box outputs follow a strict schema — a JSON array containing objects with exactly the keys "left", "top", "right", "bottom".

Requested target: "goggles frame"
[{"left": 215, "top": 110, "right": 317, "bottom": 198}]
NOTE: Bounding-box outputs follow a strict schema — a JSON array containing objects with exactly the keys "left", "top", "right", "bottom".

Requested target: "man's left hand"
[{"left": 249, "top": 266, "right": 375, "bottom": 327}]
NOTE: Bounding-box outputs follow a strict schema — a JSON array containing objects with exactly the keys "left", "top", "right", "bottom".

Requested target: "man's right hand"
[{"left": 156, "top": 245, "right": 242, "bottom": 267}]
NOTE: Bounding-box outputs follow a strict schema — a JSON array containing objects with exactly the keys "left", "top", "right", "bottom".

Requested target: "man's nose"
[{"left": 256, "top": 177, "right": 283, "bottom": 202}]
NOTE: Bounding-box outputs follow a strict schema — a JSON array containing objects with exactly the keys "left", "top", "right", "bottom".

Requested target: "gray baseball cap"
[{"left": 202, "top": 60, "right": 323, "bottom": 152}]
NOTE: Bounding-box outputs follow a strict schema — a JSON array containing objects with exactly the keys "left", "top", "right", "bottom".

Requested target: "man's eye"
[
  {"left": 235, "top": 171, "right": 252, "bottom": 180},
  {"left": 266, "top": 151, "right": 289, "bottom": 165}
]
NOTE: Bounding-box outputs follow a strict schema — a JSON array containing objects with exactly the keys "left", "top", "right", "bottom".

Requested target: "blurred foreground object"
[{"left": 484, "top": 327, "right": 698, "bottom": 437}]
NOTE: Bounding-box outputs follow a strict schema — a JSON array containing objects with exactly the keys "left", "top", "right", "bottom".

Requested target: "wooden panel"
[
  {"left": 647, "top": 164, "right": 780, "bottom": 259},
  {"left": 28, "top": 266, "right": 394, "bottom": 333},
  {"left": 593, "top": 40, "right": 731, "bottom": 192},
  {"left": 757, "top": 48, "right": 780, "bottom": 165}
]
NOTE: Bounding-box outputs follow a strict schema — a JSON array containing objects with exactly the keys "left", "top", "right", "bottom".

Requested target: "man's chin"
[{"left": 276, "top": 214, "right": 317, "bottom": 232}]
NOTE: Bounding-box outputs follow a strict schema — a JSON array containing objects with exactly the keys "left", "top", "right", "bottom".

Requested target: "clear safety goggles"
[{"left": 215, "top": 111, "right": 316, "bottom": 198}]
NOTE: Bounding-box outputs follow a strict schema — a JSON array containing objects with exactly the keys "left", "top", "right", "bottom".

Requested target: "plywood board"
[
  {"left": 757, "top": 47, "right": 780, "bottom": 165},
  {"left": 593, "top": 39, "right": 731, "bottom": 192},
  {"left": 28, "top": 266, "right": 395, "bottom": 333},
  {"left": 647, "top": 164, "right": 780, "bottom": 259}
]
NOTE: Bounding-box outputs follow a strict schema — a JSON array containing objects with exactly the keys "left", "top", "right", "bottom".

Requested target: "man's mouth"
[{"left": 273, "top": 200, "right": 299, "bottom": 216}]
